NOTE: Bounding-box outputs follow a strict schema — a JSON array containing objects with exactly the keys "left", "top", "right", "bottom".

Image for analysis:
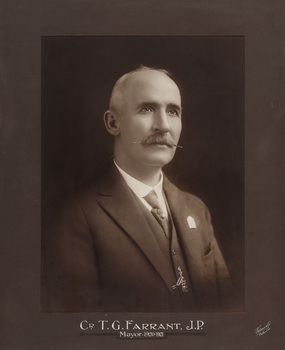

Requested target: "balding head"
[{"left": 109, "top": 66, "right": 180, "bottom": 115}]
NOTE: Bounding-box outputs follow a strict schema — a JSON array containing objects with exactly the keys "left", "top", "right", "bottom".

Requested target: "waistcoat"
[{"left": 132, "top": 191, "right": 196, "bottom": 310}]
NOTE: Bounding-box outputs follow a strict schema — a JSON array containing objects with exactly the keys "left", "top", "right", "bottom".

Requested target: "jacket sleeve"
[
  {"left": 202, "top": 204, "right": 241, "bottom": 311},
  {"left": 210, "top": 235, "right": 241, "bottom": 311},
  {"left": 41, "top": 195, "right": 100, "bottom": 312}
]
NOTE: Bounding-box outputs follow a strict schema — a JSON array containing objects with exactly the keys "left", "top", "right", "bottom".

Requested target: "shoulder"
[
  {"left": 163, "top": 175, "right": 210, "bottom": 215},
  {"left": 43, "top": 181, "right": 100, "bottom": 226},
  {"left": 180, "top": 188, "right": 208, "bottom": 210}
]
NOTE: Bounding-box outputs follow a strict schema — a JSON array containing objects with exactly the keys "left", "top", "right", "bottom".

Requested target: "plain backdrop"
[{"left": 42, "top": 36, "right": 244, "bottom": 299}]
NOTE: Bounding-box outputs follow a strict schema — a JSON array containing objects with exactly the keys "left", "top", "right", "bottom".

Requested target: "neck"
[{"left": 114, "top": 158, "right": 162, "bottom": 187}]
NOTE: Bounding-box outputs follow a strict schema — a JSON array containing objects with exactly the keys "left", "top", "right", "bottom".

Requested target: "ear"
[{"left": 103, "top": 110, "right": 120, "bottom": 136}]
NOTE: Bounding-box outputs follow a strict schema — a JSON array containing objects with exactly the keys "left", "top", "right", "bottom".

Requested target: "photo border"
[{"left": 1, "top": 1, "right": 284, "bottom": 349}]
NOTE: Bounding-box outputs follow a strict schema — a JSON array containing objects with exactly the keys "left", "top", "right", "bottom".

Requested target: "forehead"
[{"left": 123, "top": 70, "right": 181, "bottom": 105}]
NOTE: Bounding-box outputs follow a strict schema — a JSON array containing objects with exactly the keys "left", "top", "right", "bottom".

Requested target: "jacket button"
[{"left": 172, "top": 249, "right": 176, "bottom": 255}]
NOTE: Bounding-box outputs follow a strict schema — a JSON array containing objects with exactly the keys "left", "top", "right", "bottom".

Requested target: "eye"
[
  {"left": 140, "top": 107, "right": 154, "bottom": 113},
  {"left": 168, "top": 109, "right": 181, "bottom": 117}
]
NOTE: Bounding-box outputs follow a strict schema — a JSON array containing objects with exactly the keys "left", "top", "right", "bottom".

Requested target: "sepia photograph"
[{"left": 41, "top": 36, "right": 244, "bottom": 313}]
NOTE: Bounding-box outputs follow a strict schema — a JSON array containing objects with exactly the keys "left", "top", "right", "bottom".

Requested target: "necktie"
[{"left": 143, "top": 190, "right": 169, "bottom": 238}]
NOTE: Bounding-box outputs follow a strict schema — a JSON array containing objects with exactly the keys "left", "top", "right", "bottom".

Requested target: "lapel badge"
[{"left": 187, "top": 216, "right": 196, "bottom": 229}]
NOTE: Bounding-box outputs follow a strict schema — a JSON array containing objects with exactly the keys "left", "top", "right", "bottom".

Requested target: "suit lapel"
[
  {"left": 96, "top": 163, "right": 174, "bottom": 292},
  {"left": 163, "top": 177, "right": 208, "bottom": 290}
]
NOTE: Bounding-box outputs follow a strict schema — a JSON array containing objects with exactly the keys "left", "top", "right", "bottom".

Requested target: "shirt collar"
[{"left": 113, "top": 159, "right": 164, "bottom": 199}]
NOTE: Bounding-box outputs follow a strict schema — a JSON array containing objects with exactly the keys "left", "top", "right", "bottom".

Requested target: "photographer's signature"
[{"left": 254, "top": 321, "right": 271, "bottom": 337}]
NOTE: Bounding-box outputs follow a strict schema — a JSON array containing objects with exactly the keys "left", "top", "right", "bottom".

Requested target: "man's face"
[{"left": 113, "top": 70, "right": 182, "bottom": 171}]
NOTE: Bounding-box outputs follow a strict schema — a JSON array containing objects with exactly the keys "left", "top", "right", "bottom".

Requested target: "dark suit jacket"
[{"left": 42, "top": 163, "right": 239, "bottom": 312}]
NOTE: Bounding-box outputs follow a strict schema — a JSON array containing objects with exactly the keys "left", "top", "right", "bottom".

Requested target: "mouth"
[
  {"left": 133, "top": 140, "right": 182, "bottom": 149},
  {"left": 145, "top": 141, "right": 173, "bottom": 148}
]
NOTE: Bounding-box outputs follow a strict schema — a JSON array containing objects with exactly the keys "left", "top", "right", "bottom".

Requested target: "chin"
[{"left": 142, "top": 154, "right": 175, "bottom": 168}]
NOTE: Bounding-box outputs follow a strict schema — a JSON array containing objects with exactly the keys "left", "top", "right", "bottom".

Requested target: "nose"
[{"left": 152, "top": 109, "right": 170, "bottom": 133}]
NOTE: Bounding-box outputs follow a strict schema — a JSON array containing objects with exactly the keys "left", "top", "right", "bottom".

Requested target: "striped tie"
[{"left": 143, "top": 190, "right": 169, "bottom": 238}]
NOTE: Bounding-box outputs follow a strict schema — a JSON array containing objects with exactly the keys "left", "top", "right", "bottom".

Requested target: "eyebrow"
[{"left": 168, "top": 103, "right": 183, "bottom": 112}]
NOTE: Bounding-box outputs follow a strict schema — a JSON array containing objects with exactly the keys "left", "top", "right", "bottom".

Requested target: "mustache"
[{"left": 133, "top": 133, "right": 183, "bottom": 148}]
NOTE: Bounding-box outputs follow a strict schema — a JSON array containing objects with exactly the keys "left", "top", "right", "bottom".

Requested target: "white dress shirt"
[{"left": 113, "top": 160, "right": 168, "bottom": 219}]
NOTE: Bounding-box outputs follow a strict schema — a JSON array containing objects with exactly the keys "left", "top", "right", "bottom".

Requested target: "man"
[{"left": 42, "top": 66, "right": 239, "bottom": 312}]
